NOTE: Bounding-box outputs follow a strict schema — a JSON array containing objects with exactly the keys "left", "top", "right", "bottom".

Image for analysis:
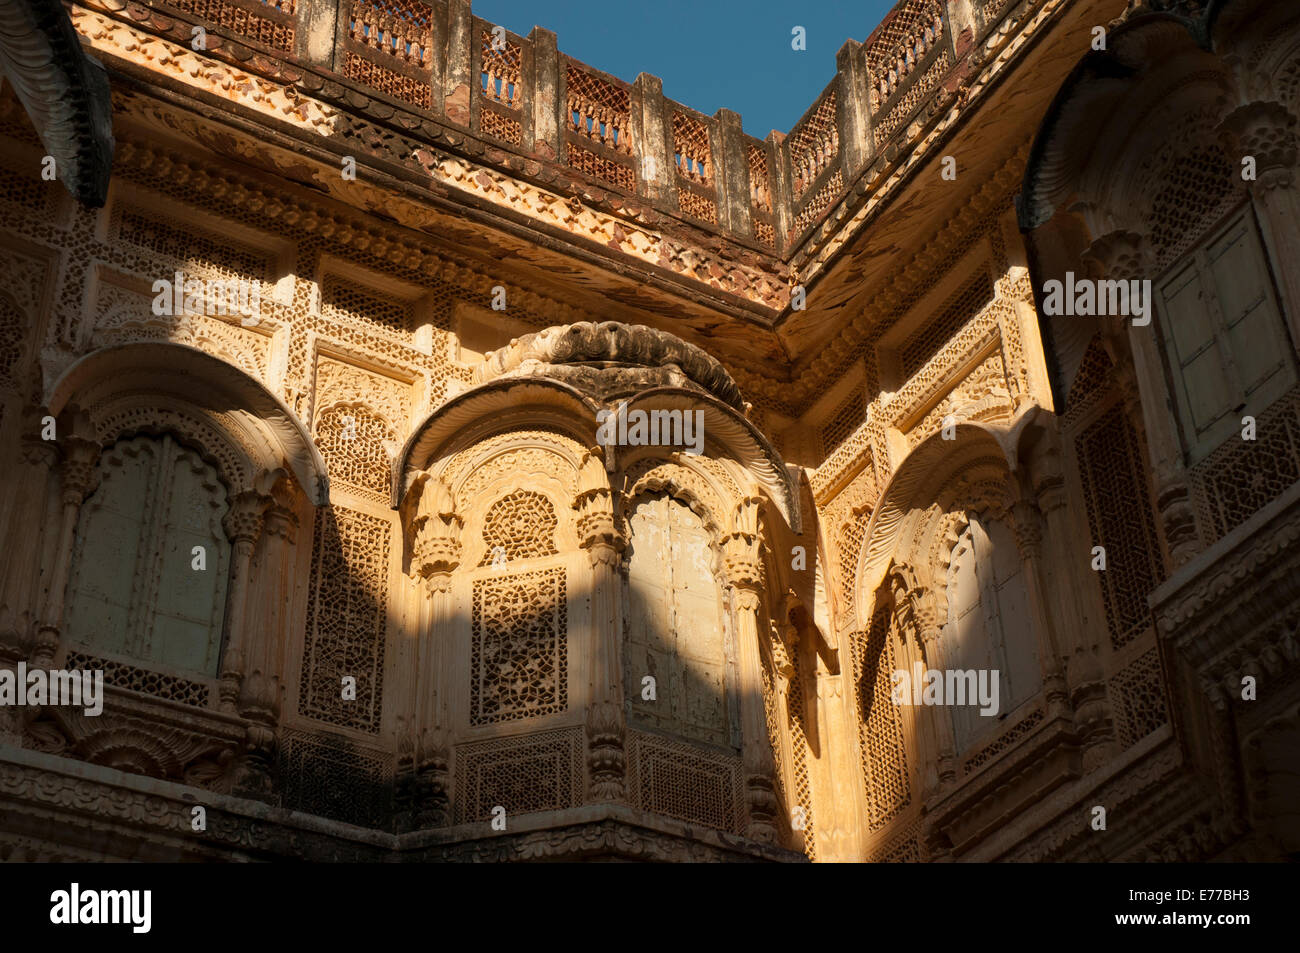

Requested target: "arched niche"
[
  {"left": 854, "top": 421, "right": 1020, "bottom": 629},
  {"left": 47, "top": 341, "right": 328, "bottom": 505}
]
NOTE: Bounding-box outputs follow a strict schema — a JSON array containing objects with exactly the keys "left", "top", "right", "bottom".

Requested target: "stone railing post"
[
  {"left": 296, "top": 0, "right": 339, "bottom": 71},
  {"left": 633, "top": 73, "right": 673, "bottom": 206},
  {"left": 443, "top": 0, "right": 473, "bottom": 126},
  {"left": 712, "top": 108, "right": 753, "bottom": 239},
  {"left": 835, "top": 40, "right": 872, "bottom": 179},
  {"left": 525, "top": 26, "right": 562, "bottom": 160}
]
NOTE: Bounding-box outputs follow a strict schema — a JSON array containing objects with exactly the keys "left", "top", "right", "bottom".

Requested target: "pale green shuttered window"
[
  {"left": 624, "top": 491, "right": 735, "bottom": 749},
  {"left": 65, "top": 434, "right": 232, "bottom": 675},
  {"left": 1158, "top": 210, "right": 1294, "bottom": 459}
]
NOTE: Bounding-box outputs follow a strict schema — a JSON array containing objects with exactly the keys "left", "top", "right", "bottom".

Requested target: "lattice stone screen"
[
  {"left": 299, "top": 506, "right": 391, "bottom": 733},
  {"left": 477, "top": 22, "right": 525, "bottom": 146},
  {"left": 899, "top": 269, "right": 995, "bottom": 380},
  {"left": 1074, "top": 404, "right": 1165, "bottom": 650},
  {"left": 626, "top": 730, "right": 745, "bottom": 834},
  {"left": 470, "top": 566, "right": 568, "bottom": 726},
  {"left": 280, "top": 728, "right": 394, "bottom": 827},
  {"left": 453, "top": 727, "right": 584, "bottom": 823},
  {"left": 1108, "top": 648, "right": 1170, "bottom": 749},
  {"left": 851, "top": 609, "right": 911, "bottom": 832},
  {"left": 160, "top": 0, "right": 297, "bottom": 53},
  {"left": 341, "top": 0, "right": 434, "bottom": 110}
]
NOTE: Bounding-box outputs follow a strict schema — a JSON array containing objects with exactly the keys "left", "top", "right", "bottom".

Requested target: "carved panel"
[
  {"left": 470, "top": 566, "right": 568, "bottom": 726},
  {"left": 453, "top": 727, "right": 584, "bottom": 823},
  {"left": 785, "top": 670, "right": 817, "bottom": 859},
  {"left": 299, "top": 506, "right": 391, "bottom": 733},
  {"left": 279, "top": 728, "right": 394, "bottom": 827},
  {"left": 1075, "top": 403, "right": 1165, "bottom": 649},
  {"left": 477, "top": 489, "right": 559, "bottom": 565},
  {"left": 1109, "top": 647, "right": 1169, "bottom": 749},
  {"left": 851, "top": 609, "right": 911, "bottom": 831},
  {"left": 626, "top": 730, "right": 745, "bottom": 834}
]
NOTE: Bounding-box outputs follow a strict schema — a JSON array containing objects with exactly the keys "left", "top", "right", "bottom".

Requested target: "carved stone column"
[
  {"left": 218, "top": 490, "right": 271, "bottom": 714},
  {"left": 914, "top": 608, "right": 957, "bottom": 787},
  {"left": 1025, "top": 435, "right": 1113, "bottom": 757},
  {"left": 575, "top": 447, "right": 627, "bottom": 802},
  {"left": 33, "top": 433, "right": 101, "bottom": 668},
  {"left": 1084, "top": 229, "right": 1201, "bottom": 567},
  {"left": 0, "top": 423, "right": 59, "bottom": 663},
  {"left": 1219, "top": 100, "right": 1300, "bottom": 348},
  {"left": 231, "top": 488, "right": 297, "bottom": 799},
  {"left": 1008, "top": 499, "right": 1072, "bottom": 722},
  {"left": 409, "top": 471, "right": 461, "bottom": 824},
  {"left": 723, "top": 496, "right": 781, "bottom": 843}
]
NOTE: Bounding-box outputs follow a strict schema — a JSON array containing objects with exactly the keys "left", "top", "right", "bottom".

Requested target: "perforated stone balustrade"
[{"left": 78, "top": 0, "right": 1017, "bottom": 261}]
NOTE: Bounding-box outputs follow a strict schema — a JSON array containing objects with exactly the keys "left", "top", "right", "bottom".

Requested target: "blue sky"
[{"left": 473, "top": 0, "right": 897, "bottom": 140}]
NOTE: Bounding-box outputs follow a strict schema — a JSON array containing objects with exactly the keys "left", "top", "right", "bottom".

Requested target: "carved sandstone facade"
[{"left": 0, "top": 0, "right": 1296, "bottom": 862}]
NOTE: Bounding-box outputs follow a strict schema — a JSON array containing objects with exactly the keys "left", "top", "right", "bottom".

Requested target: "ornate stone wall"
[{"left": 0, "top": 0, "right": 1296, "bottom": 863}]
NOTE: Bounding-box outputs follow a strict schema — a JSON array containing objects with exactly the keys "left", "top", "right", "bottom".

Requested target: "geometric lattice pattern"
[
  {"left": 1191, "top": 387, "right": 1300, "bottom": 543},
  {"left": 792, "top": 169, "right": 844, "bottom": 237},
  {"left": 788, "top": 88, "right": 838, "bottom": 199},
  {"left": 316, "top": 405, "right": 396, "bottom": 502},
  {"left": 900, "top": 269, "right": 995, "bottom": 380},
  {"left": 627, "top": 730, "right": 744, "bottom": 834},
  {"left": 759, "top": 659, "right": 788, "bottom": 807},
  {"left": 837, "top": 517, "right": 867, "bottom": 621},
  {"left": 672, "top": 111, "right": 710, "bottom": 184},
  {"left": 566, "top": 142, "right": 635, "bottom": 192},
  {"left": 112, "top": 205, "right": 271, "bottom": 284},
  {"left": 161, "top": 0, "right": 295, "bottom": 53},
  {"left": 346, "top": 0, "right": 431, "bottom": 63},
  {"left": 299, "top": 506, "right": 391, "bottom": 733},
  {"left": 565, "top": 63, "right": 632, "bottom": 154},
  {"left": 480, "top": 29, "right": 521, "bottom": 106},
  {"left": 962, "top": 706, "right": 1044, "bottom": 776},
  {"left": 279, "top": 728, "right": 393, "bottom": 828},
  {"left": 784, "top": 670, "right": 817, "bottom": 859},
  {"left": 852, "top": 609, "right": 911, "bottom": 831},
  {"left": 65, "top": 651, "right": 211, "bottom": 708},
  {"left": 0, "top": 293, "right": 25, "bottom": 391},
  {"left": 321, "top": 275, "right": 415, "bottom": 337},
  {"left": 1063, "top": 335, "right": 1114, "bottom": 421},
  {"left": 1149, "top": 146, "right": 1237, "bottom": 269},
  {"left": 453, "top": 727, "right": 583, "bottom": 823},
  {"left": 677, "top": 188, "right": 718, "bottom": 225},
  {"left": 865, "top": 1, "right": 944, "bottom": 89},
  {"left": 470, "top": 567, "right": 568, "bottom": 725},
  {"left": 1075, "top": 403, "right": 1166, "bottom": 650},
  {"left": 342, "top": 52, "right": 433, "bottom": 110},
  {"left": 481, "top": 109, "right": 523, "bottom": 145},
  {"left": 822, "top": 384, "right": 866, "bottom": 457},
  {"left": 748, "top": 143, "right": 772, "bottom": 213},
  {"left": 477, "top": 490, "right": 559, "bottom": 566},
  {"left": 866, "top": 819, "right": 924, "bottom": 863},
  {"left": 1109, "top": 648, "right": 1169, "bottom": 749}
]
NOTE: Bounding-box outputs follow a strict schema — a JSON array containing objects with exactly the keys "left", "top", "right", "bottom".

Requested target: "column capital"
[
  {"left": 1009, "top": 498, "right": 1045, "bottom": 562},
  {"left": 59, "top": 436, "right": 101, "bottom": 506},
  {"left": 223, "top": 490, "right": 272, "bottom": 545},
  {"left": 1082, "top": 229, "right": 1153, "bottom": 281},
  {"left": 1218, "top": 100, "right": 1298, "bottom": 192}
]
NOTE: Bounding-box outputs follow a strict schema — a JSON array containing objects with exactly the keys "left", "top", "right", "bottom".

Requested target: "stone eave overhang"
[
  {"left": 0, "top": 0, "right": 114, "bottom": 204},
  {"left": 66, "top": 1, "right": 1093, "bottom": 315}
]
